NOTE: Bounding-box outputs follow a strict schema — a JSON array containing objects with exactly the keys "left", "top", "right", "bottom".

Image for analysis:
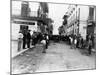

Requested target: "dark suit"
[
  {"left": 23, "top": 33, "right": 27, "bottom": 49},
  {"left": 26, "top": 32, "right": 31, "bottom": 48}
]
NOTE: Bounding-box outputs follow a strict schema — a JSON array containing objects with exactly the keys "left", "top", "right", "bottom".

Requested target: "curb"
[{"left": 12, "top": 46, "right": 34, "bottom": 58}]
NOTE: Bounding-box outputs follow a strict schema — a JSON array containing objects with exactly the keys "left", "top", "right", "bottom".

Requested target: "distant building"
[
  {"left": 63, "top": 5, "right": 96, "bottom": 40},
  {"left": 37, "top": 2, "right": 48, "bottom": 18},
  {"left": 37, "top": 2, "right": 53, "bottom": 35},
  {"left": 12, "top": 1, "right": 38, "bottom": 40},
  {"left": 58, "top": 25, "right": 65, "bottom": 36}
]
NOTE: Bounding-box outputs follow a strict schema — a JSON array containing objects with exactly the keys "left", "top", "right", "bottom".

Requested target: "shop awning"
[{"left": 11, "top": 15, "right": 53, "bottom": 25}]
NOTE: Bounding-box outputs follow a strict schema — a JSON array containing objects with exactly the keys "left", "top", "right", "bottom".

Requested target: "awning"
[
  {"left": 11, "top": 15, "right": 53, "bottom": 25},
  {"left": 13, "top": 19, "right": 36, "bottom": 25}
]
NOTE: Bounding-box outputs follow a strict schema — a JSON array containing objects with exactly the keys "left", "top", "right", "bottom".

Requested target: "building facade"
[
  {"left": 63, "top": 5, "right": 96, "bottom": 40},
  {"left": 37, "top": 2, "right": 53, "bottom": 35},
  {"left": 12, "top": 1, "right": 38, "bottom": 40},
  {"left": 21, "top": 1, "right": 30, "bottom": 17}
]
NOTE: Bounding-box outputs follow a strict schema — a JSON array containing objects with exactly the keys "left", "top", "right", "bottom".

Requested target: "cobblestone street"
[
  {"left": 12, "top": 42, "right": 96, "bottom": 74},
  {"left": 12, "top": 44, "right": 45, "bottom": 74}
]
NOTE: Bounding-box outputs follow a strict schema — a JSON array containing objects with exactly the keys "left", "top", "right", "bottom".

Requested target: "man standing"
[
  {"left": 45, "top": 34, "right": 49, "bottom": 49},
  {"left": 41, "top": 34, "right": 46, "bottom": 53},
  {"left": 23, "top": 29, "right": 27, "bottom": 49},
  {"left": 18, "top": 31, "right": 23, "bottom": 51},
  {"left": 32, "top": 31, "right": 35, "bottom": 45},
  {"left": 69, "top": 35, "right": 73, "bottom": 49},
  {"left": 26, "top": 30, "right": 31, "bottom": 48},
  {"left": 74, "top": 35, "right": 77, "bottom": 49},
  {"left": 88, "top": 34, "right": 93, "bottom": 55}
]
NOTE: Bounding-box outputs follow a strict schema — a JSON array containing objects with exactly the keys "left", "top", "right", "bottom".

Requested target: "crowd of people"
[
  {"left": 17, "top": 29, "right": 49, "bottom": 53},
  {"left": 17, "top": 29, "right": 95, "bottom": 55},
  {"left": 67, "top": 33, "right": 95, "bottom": 55}
]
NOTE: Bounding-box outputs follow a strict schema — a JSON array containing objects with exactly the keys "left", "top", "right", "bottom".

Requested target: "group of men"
[
  {"left": 69, "top": 33, "right": 94, "bottom": 55},
  {"left": 18, "top": 29, "right": 31, "bottom": 51},
  {"left": 17, "top": 29, "right": 49, "bottom": 53}
]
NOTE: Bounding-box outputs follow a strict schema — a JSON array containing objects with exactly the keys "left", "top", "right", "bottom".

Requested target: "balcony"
[{"left": 11, "top": 15, "right": 53, "bottom": 25}]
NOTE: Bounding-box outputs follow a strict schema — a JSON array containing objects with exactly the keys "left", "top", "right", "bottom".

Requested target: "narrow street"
[
  {"left": 12, "top": 41, "right": 96, "bottom": 74},
  {"left": 11, "top": 1, "right": 96, "bottom": 75}
]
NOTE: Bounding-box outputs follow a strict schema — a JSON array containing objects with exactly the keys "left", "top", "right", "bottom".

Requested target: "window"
[
  {"left": 89, "top": 7, "right": 94, "bottom": 20},
  {"left": 20, "top": 25, "right": 28, "bottom": 31}
]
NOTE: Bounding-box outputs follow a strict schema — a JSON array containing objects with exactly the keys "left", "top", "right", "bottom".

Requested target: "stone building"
[{"left": 37, "top": 2, "right": 53, "bottom": 35}]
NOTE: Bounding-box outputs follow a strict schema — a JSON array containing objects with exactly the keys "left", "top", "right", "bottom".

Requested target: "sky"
[
  {"left": 48, "top": 3, "right": 68, "bottom": 34},
  {"left": 12, "top": 1, "right": 68, "bottom": 35}
]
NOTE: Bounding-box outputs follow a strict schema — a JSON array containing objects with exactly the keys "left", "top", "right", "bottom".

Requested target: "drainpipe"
[
  {"left": 78, "top": 8, "right": 80, "bottom": 35},
  {"left": 75, "top": 4, "right": 77, "bottom": 35}
]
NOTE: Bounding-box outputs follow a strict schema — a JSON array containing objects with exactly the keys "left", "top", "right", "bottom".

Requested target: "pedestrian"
[
  {"left": 76, "top": 34, "right": 79, "bottom": 48},
  {"left": 88, "top": 38, "right": 92, "bottom": 55},
  {"left": 37, "top": 32, "right": 42, "bottom": 43},
  {"left": 88, "top": 34, "right": 93, "bottom": 55},
  {"left": 32, "top": 31, "right": 35, "bottom": 45},
  {"left": 34, "top": 32, "right": 37, "bottom": 46},
  {"left": 23, "top": 30, "right": 27, "bottom": 49},
  {"left": 26, "top": 30, "right": 31, "bottom": 48},
  {"left": 68, "top": 35, "right": 70, "bottom": 45},
  {"left": 79, "top": 36, "right": 82, "bottom": 48},
  {"left": 45, "top": 34, "right": 49, "bottom": 49},
  {"left": 69, "top": 36, "right": 73, "bottom": 49},
  {"left": 18, "top": 31, "right": 23, "bottom": 51},
  {"left": 74, "top": 36, "right": 77, "bottom": 49},
  {"left": 35, "top": 32, "right": 39, "bottom": 44},
  {"left": 41, "top": 34, "right": 46, "bottom": 53},
  {"left": 81, "top": 37, "right": 84, "bottom": 48}
]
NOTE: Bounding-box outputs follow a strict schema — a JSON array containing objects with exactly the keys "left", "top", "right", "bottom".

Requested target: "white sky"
[
  {"left": 48, "top": 3, "right": 68, "bottom": 34},
  {"left": 12, "top": 1, "right": 68, "bottom": 35}
]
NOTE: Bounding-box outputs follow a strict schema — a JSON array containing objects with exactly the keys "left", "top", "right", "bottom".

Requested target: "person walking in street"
[
  {"left": 18, "top": 31, "right": 23, "bottom": 51},
  {"left": 41, "top": 34, "right": 46, "bottom": 53}
]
